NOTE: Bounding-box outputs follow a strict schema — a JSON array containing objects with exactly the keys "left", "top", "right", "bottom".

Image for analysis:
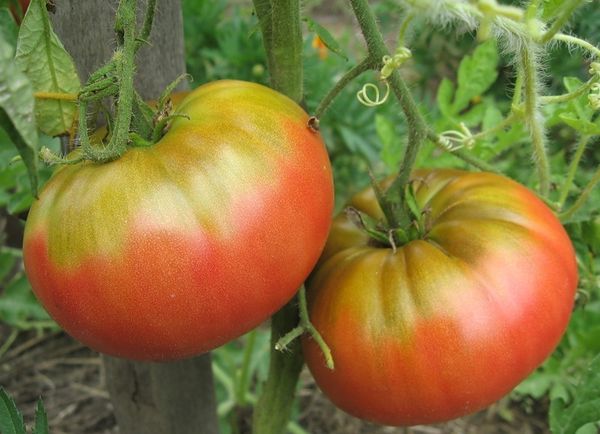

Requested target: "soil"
[{"left": 1, "top": 327, "right": 551, "bottom": 434}]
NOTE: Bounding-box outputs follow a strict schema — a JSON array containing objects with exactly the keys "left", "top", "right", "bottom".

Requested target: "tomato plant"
[
  {"left": 303, "top": 169, "right": 578, "bottom": 426},
  {"left": 22, "top": 80, "right": 334, "bottom": 361}
]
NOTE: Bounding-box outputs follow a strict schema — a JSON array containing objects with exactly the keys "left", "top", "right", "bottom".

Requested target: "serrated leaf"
[
  {"left": 0, "top": 387, "right": 26, "bottom": 434},
  {"left": 15, "top": 0, "right": 80, "bottom": 136},
  {"left": 452, "top": 39, "right": 499, "bottom": 113},
  {"left": 0, "top": 31, "right": 38, "bottom": 196},
  {"left": 34, "top": 398, "right": 48, "bottom": 434},
  {"left": 304, "top": 17, "right": 347, "bottom": 60},
  {"left": 550, "top": 355, "right": 600, "bottom": 434},
  {"left": 560, "top": 114, "right": 600, "bottom": 135}
]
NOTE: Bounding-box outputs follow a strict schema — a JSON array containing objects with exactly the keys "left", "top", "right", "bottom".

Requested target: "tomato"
[
  {"left": 23, "top": 80, "right": 334, "bottom": 361},
  {"left": 302, "top": 169, "right": 577, "bottom": 426}
]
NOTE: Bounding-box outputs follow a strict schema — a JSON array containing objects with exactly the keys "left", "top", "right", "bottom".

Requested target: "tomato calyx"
[{"left": 348, "top": 178, "right": 430, "bottom": 251}]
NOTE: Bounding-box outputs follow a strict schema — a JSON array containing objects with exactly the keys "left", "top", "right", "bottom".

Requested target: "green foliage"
[
  {"left": 15, "top": 0, "right": 80, "bottom": 137},
  {"left": 549, "top": 355, "right": 600, "bottom": 434},
  {"left": 183, "top": 0, "right": 267, "bottom": 85},
  {"left": 0, "top": 246, "right": 55, "bottom": 330},
  {"left": 0, "top": 388, "right": 48, "bottom": 434},
  {"left": 0, "top": 30, "right": 38, "bottom": 196}
]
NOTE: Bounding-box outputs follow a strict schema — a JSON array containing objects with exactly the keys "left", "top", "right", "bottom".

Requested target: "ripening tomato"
[
  {"left": 23, "top": 80, "right": 334, "bottom": 361},
  {"left": 303, "top": 169, "right": 577, "bottom": 426}
]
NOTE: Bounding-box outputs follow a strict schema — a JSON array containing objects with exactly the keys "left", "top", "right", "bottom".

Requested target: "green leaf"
[
  {"left": 452, "top": 39, "right": 499, "bottom": 113},
  {"left": 560, "top": 114, "right": 600, "bottom": 136},
  {"left": 549, "top": 355, "right": 600, "bottom": 434},
  {"left": 34, "top": 398, "right": 49, "bottom": 434},
  {"left": 0, "top": 8, "right": 19, "bottom": 47},
  {"left": 0, "top": 387, "right": 26, "bottom": 434},
  {"left": 303, "top": 17, "right": 347, "bottom": 60},
  {"left": 0, "top": 272, "right": 51, "bottom": 327},
  {"left": 0, "top": 31, "right": 38, "bottom": 196},
  {"left": 563, "top": 77, "right": 594, "bottom": 121},
  {"left": 436, "top": 78, "right": 454, "bottom": 118},
  {"left": 376, "top": 114, "right": 403, "bottom": 172},
  {"left": 15, "top": 0, "right": 80, "bottom": 136},
  {"left": 541, "top": 0, "right": 568, "bottom": 20}
]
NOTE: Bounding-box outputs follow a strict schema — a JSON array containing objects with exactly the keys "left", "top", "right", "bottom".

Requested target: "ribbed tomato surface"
[
  {"left": 24, "top": 80, "right": 334, "bottom": 361},
  {"left": 303, "top": 169, "right": 577, "bottom": 425}
]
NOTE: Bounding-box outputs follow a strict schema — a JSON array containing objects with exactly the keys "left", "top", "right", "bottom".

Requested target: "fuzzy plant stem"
[{"left": 520, "top": 42, "right": 550, "bottom": 196}]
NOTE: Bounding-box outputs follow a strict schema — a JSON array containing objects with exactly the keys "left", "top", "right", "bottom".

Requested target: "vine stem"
[
  {"left": 553, "top": 33, "right": 600, "bottom": 58},
  {"left": 314, "top": 57, "right": 372, "bottom": 119},
  {"left": 541, "top": 77, "right": 598, "bottom": 104},
  {"left": 520, "top": 43, "right": 550, "bottom": 196},
  {"left": 236, "top": 329, "right": 257, "bottom": 406},
  {"left": 349, "top": 0, "right": 430, "bottom": 231},
  {"left": 251, "top": 2, "right": 306, "bottom": 434},
  {"left": 538, "top": 0, "right": 583, "bottom": 44},
  {"left": 558, "top": 135, "right": 591, "bottom": 209},
  {"left": 560, "top": 166, "right": 600, "bottom": 221},
  {"left": 471, "top": 111, "right": 517, "bottom": 141}
]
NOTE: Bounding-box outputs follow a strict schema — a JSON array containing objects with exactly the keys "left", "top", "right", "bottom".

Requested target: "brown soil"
[{"left": 1, "top": 327, "right": 550, "bottom": 434}]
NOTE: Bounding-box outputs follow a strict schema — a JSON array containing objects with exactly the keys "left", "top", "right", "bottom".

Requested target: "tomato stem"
[
  {"left": 350, "top": 0, "right": 430, "bottom": 234},
  {"left": 520, "top": 42, "right": 551, "bottom": 196},
  {"left": 313, "top": 57, "right": 373, "bottom": 120},
  {"left": 251, "top": 1, "right": 307, "bottom": 433},
  {"left": 275, "top": 286, "right": 334, "bottom": 370}
]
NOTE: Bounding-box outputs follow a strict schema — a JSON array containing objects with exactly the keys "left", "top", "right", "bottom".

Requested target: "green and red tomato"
[
  {"left": 303, "top": 169, "right": 577, "bottom": 426},
  {"left": 23, "top": 80, "right": 334, "bottom": 361}
]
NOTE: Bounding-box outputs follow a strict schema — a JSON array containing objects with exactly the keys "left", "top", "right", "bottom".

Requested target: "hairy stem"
[
  {"left": 553, "top": 33, "right": 600, "bottom": 58},
  {"left": 520, "top": 43, "right": 550, "bottom": 196}
]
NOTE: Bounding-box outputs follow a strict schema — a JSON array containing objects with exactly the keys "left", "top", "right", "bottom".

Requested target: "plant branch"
[
  {"left": 314, "top": 57, "right": 372, "bottom": 119},
  {"left": 541, "top": 77, "right": 598, "bottom": 104},
  {"left": 558, "top": 135, "right": 591, "bottom": 209},
  {"left": 349, "top": 0, "right": 430, "bottom": 231},
  {"left": 136, "top": 0, "right": 157, "bottom": 51},
  {"left": 560, "top": 165, "right": 600, "bottom": 221},
  {"left": 538, "top": 0, "right": 584, "bottom": 44},
  {"left": 553, "top": 33, "right": 600, "bottom": 58},
  {"left": 520, "top": 43, "right": 550, "bottom": 196},
  {"left": 252, "top": 2, "right": 306, "bottom": 434}
]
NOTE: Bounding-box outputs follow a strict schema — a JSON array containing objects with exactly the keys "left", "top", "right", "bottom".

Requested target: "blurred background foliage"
[{"left": 0, "top": 0, "right": 599, "bottom": 432}]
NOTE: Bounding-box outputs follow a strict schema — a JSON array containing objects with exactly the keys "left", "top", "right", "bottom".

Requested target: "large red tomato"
[
  {"left": 303, "top": 169, "right": 577, "bottom": 426},
  {"left": 23, "top": 80, "right": 334, "bottom": 361}
]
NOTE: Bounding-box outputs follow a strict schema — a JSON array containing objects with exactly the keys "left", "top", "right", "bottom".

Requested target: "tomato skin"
[
  {"left": 303, "top": 169, "right": 577, "bottom": 426},
  {"left": 23, "top": 80, "right": 334, "bottom": 361}
]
